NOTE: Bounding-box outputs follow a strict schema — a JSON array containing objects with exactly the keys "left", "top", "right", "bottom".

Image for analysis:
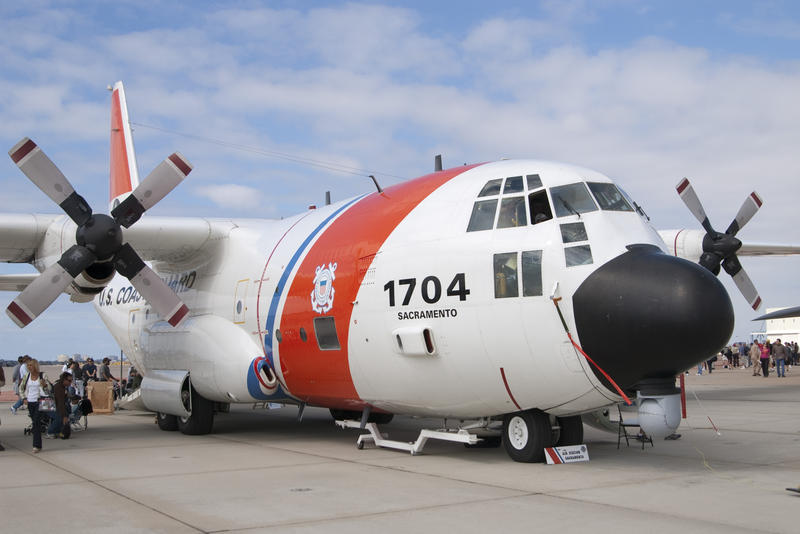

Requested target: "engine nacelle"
[
  {"left": 69, "top": 261, "right": 116, "bottom": 302},
  {"left": 140, "top": 369, "right": 191, "bottom": 417}
]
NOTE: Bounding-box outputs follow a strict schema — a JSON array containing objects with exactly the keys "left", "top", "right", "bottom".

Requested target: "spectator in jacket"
[
  {"left": 750, "top": 342, "right": 762, "bottom": 376},
  {"left": 772, "top": 339, "right": 789, "bottom": 378},
  {"left": 46, "top": 372, "right": 73, "bottom": 439}
]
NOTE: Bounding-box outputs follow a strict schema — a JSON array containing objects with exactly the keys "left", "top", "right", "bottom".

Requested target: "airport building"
[{"left": 750, "top": 307, "right": 800, "bottom": 344}]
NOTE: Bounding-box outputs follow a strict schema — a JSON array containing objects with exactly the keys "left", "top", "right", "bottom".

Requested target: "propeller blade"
[
  {"left": 725, "top": 192, "right": 763, "bottom": 236},
  {"left": 722, "top": 255, "right": 761, "bottom": 311},
  {"left": 114, "top": 243, "right": 188, "bottom": 326},
  {"left": 8, "top": 138, "right": 92, "bottom": 226},
  {"left": 676, "top": 178, "right": 714, "bottom": 234},
  {"left": 6, "top": 245, "right": 96, "bottom": 328},
  {"left": 111, "top": 152, "right": 193, "bottom": 228}
]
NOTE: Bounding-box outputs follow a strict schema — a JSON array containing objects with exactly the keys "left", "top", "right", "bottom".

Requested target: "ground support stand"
[{"left": 336, "top": 419, "right": 482, "bottom": 455}]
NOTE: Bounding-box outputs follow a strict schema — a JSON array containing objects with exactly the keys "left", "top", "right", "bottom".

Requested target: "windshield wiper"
[{"left": 560, "top": 198, "right": 581, "bottom": 218}]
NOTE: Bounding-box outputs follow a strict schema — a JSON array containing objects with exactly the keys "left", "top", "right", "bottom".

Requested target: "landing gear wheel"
[
  {"left": 502, "top": 409, "right": 552, "bottom": 463},
  {"left": 156, "top": 412, "right": 178, "bottom": 431},
  {"left": 555, "top": 415, "right": 583, "bottom": 447},
  {"left": 177, "top": 388, "right": 214, "bottom": 435},
  {"left": 329, "top": 409, "right": 394, "bottom": 425}
]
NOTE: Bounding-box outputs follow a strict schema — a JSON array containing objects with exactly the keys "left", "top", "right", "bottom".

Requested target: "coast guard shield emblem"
[{"left": 311, "top": 262, "right": 337, "bottom": 314}]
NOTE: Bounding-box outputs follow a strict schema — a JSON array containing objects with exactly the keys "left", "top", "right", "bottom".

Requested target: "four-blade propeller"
[
  {"left": 676, "top": 178, "right": 763, "bottom": 310},
  {"left": 6, "top": 137, "right": 192, "bottom": 328}
]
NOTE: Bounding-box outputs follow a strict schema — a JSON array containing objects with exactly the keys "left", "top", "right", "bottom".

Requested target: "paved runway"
[{"left": 1, "top": 369, "right": 798, "bottom": 533}]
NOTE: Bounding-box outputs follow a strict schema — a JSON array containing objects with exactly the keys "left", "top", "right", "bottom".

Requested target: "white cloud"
[{"left": 193, "top": 183, "right": 265, "bottom": 210}]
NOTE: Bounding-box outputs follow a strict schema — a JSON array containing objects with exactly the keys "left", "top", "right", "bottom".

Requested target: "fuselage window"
[
  {"left": 493, "top": 252, "right": 519, "bottom": 298},
  {"left": 526, "top": 174, "right": 542, "bottom": 190},
  {"left": 565, "top": 245, "right": 593, "bottom": 267},
  {"left": 550, "top": 183, "right": 598, "bottom": 218},
  {"left": 497, "top": 196, "right": 527, "bottom": 228},
  {"left": 587, "top": 182, "right": 634, "bottom": 212},
  {"left": 529, "top": 190, "right": 553, "bottom": 225},
  {"left": 560, "top": 222, "right": 588, "bottom": 243},
  {"left": 314, "top": 317, "right": 341, "bottom": 350},
  {"left": 467, "top": 199, "right": 498, "bottom": 232},
  {"left": 521, "top": 250, "right": 543, "bottom": 296},
  {"left": 503, "top": 176, "right": 524, "bottom": 194},
  {"left": 478, "top": 179, "right": 503, "bottom": 197}
]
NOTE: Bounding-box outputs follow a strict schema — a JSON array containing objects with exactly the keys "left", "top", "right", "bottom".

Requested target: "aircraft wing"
[
  {"left": 753, "top": 306, "right": 800, "bottom": 321},
  {"left": 0, "top": 213, "right": 234, "bottom": 267},
  {"left": 0, "top": 274, "right": 37, "bottom": 292},
  {"left": 738, "top": 243, "right": 800, "bottom": 256}
]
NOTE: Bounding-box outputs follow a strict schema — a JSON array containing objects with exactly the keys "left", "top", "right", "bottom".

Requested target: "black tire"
[
  {"left": 177, "top": 388, "right": 214, "bottom": 435},
  {"left": 329, "top": 409, "right": 394, "bottom": 425},
  {"left": 502, "top": 409, "right": 552, "bottom": 462},
  {"left": 156, "top": 412, "right": 178, "bottom": 431},
  {"left": 555, "top": 415, "right": 583, "bottom": 447}
]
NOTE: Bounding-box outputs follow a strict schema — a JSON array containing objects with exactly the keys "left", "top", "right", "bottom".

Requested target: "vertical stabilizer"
[{"left": 109, "top": 81, "right": 140, "bottom": 211}]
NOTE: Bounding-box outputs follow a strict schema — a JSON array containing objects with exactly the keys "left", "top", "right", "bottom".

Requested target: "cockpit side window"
[
  {"left": 497, "top": 196, "right": 527, "bottom": 228},
  {"left": 467, "top": 199, "right": 498, "bottom": 232},
  {"left": 478, "top": 179, "right": 503, "bottom": 197},
  {"left": 493, "top": 253, "right": 518, "bottom": 298},
  {"left": 528, "top": 190, "right": 552, "bottom": 225},
  {"left": 587, "top": 182, "right": 634, "bottom": 212},
  {"left": 550, "top": 183, "right": 598, "bottom": 218}
]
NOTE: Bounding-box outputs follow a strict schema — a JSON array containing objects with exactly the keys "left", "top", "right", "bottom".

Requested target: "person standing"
[
  {"left": 0, "top": 365, "right": 5, "bottom": 450},
  {"left": 772, "top": 339, "right": 789, "bottom": 378},
  {"left": 69, "top": 361, "right": 84, "bottom": 398},
  {"left": 46, "top": 373, "right": 73, "bottom": 439},
  {"left": 760, "top": 342, "right": 771, "bottom": 378},
  {"left": 750, "top": 342, "right": 762, "bottom": 376},
  {"left": 20, "top": 359, "right": 49, "bottom": 453},
  {"left": 731, "top": 344, "right": 740, "bottom": 368},
  {"left": 10, "top": 355, "right": 30, "bottom": 414}
]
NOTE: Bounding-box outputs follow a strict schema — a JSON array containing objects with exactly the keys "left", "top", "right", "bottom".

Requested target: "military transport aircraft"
[{"left": 1, "top": 82, "right": 798, "bottom": 462}]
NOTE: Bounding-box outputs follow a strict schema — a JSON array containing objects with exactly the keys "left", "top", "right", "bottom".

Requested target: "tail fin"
[{"left": 109, "top": 81, "right": 140, "bottom": 211}]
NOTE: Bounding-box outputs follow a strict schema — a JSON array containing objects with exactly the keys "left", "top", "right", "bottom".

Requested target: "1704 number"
[{"left": 383, "top": 273, "right": 470, "bottom": 306}]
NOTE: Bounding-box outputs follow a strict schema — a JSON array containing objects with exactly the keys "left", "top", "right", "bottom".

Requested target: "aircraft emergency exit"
[{"left": 2, "top": 82, "right": 798, "bottom": 462}]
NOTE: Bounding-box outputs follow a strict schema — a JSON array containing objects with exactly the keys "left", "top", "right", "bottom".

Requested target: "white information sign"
[{"left": 544, "top": 444, "right": 590, "bottom": 464}]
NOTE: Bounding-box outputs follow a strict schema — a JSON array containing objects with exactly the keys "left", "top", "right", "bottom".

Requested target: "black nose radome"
[{"left": 573, "top": 244, "right": 734, "bottom": 392}]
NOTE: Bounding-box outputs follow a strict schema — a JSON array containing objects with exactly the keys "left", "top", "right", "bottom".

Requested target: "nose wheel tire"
[
  {"left": 502, "top": 409, "right": 552, "bottom": 463},
  {"left": 156, "top": 412, "right": 178, "bottom": 431},
  {"left": 555, "top": 415, "right": 584, "bottom": 447}
]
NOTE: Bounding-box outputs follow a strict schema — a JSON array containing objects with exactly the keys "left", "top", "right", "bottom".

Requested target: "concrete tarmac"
[{"left": 1, "top": 367, "right": 798, "bottom": 533}]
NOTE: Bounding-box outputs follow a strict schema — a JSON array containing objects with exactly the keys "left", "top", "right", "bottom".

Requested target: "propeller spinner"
[
  {"left": 676, "top": 178, "right": 763, "bottom": 310},
  {"left": 6, "top": 137, "right": 192, "bottom": 328}
]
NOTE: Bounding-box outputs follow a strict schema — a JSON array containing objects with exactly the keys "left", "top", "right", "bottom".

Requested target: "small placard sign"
[{"left": 544, "top": 444, "right": 590, "bottom": 464}]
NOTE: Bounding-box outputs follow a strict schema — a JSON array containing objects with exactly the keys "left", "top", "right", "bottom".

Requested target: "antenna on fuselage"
[
  {"left": 369, "top": 175, "right": 383, "bottom": 193},
  {"left": 434, "top": 154, "right": 442, "bottom": 172}
]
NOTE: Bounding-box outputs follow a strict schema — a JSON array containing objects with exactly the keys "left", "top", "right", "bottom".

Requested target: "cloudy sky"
[{"left": 1, "top": 0, "right": 799, "bottom": 358}]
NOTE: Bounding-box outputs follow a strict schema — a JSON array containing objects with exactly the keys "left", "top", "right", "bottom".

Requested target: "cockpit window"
[
  {"left": 503, "top": 176, "right": 524, "bottom": 194},
  {"left": 493, "top": 253, "right": 518, "bottom": 298},
  {"left": 467, "top": 199, "right": 498, "bottom": 232},
  {"left": 526, "top": 174, "right": 543, "bottom": 190},
  {"left": 528, "top": 190, "right": 552, "bottom": 225},
  {"left": 550, "top": 183, "right": 598, "bottom": 218},
  {"left": 497, "top": 196, "right": 527, "bottom": 228},
  {"left": 587, "top": 182, "right": 633, "bottom": 212},
  {"left": 478, "top": 179, "right": 503, "bottom": 197}
]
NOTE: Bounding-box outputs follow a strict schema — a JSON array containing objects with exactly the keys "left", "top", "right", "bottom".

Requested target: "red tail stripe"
[{"left": 10, "top": 139, "right": 37, "bottom": 164}]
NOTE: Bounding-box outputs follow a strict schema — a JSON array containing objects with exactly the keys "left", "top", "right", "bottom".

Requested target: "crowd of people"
[
  {"left": 3, "top": 355, "right": 133, "bottom": 453},
  {"left": 697, "top": 338, "right": 799, "bottom": 378}
]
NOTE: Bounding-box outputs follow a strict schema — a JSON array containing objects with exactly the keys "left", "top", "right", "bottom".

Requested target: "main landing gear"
[
  {"left": 502, "top": 409, "right": 584, "bottom": 463},
  {"left": 156, "top": 388, "right": 215, "bottom": 435}
]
